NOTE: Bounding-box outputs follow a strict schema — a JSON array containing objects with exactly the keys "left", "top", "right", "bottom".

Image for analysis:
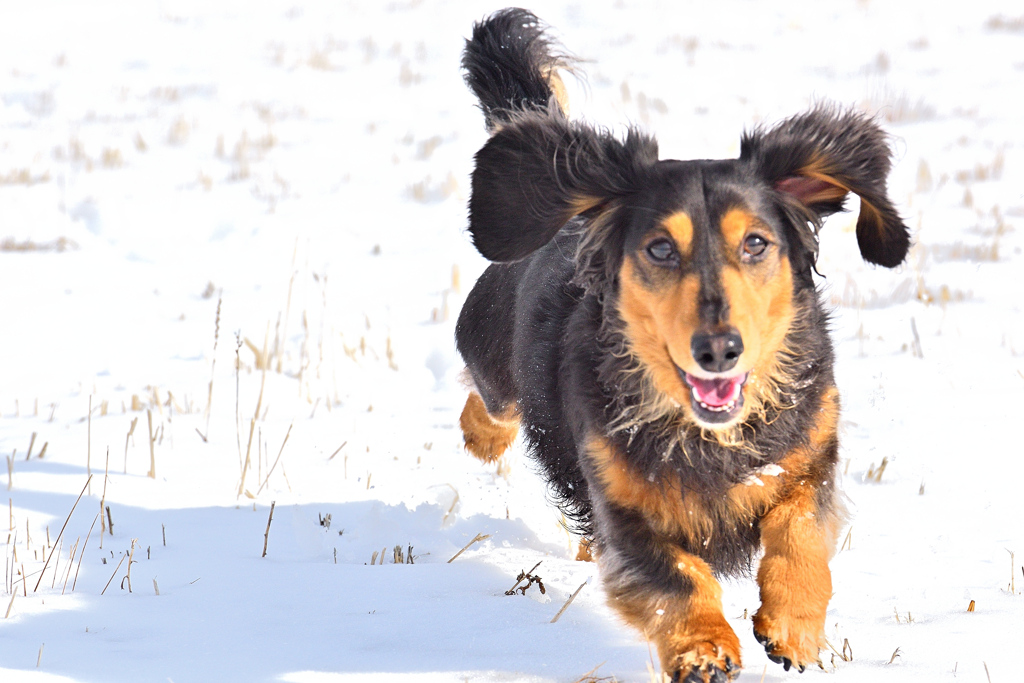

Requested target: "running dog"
[{"left": 455, "top": 9, "right": 909, "bottom": 682}]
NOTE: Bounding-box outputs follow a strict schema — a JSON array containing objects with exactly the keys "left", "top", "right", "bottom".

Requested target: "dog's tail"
[{"left": 462, "top": 8, "right": 572, "bottom": 132}]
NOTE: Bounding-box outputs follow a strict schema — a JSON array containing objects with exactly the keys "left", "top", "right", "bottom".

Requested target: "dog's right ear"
[
  {"left": 469, "top": 113, "right": 657, "bottom": 262},
  {"left": 741, "top": 106, "right": 910, "bottom": 268}
]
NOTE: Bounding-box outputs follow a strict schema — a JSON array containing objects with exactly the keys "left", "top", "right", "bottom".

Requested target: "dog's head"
[{"left": 468, "top": 106, "right": 909, "bottom": 431}]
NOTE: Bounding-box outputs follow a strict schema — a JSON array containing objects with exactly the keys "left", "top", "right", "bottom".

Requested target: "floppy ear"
[
  {"left": 469, "top": 112, "right": 657, "bottom": 262},
  {"left": 741, "top": 106, "right": 910, "bottom": 268}
]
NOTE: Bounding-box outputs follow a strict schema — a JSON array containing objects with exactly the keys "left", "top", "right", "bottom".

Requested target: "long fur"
[{"left": 455, "top": 8, "right": 910, "bottom": 679}]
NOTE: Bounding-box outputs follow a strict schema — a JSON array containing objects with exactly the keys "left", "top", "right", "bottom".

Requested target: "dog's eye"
[
  {"left": 645, "top": 238, "right": 678, "bottom": 265},
  {"left": 742, "top": 234, "right": 769, "bottom": 260}
]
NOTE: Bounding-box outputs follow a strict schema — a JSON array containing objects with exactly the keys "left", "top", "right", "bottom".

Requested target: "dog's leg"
[
  {"left": 589, "top": 438, "right": 741, "bottom": 681},
  {"left": 752, "top": 390, "right": 842, "bottom": 673},
  {"left": 752, "top": 484, "right": 839, "bottom": 672},
  {"left": 600, "top": 525, "right": 741, "bottom": 682},
  {"left": 459, "top": 391, "right": 519, "bottom": 463}
]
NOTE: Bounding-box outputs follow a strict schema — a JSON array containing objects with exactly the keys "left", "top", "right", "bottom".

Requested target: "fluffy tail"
[{"left": 462, "top": 8, "right": 572, "bottom": 132}]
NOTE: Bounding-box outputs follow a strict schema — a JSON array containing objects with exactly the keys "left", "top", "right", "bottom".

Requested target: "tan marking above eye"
[
  {"left": 721, "top": 208, "right": 776, "bottom": 263},
  {"left": 660, "top": 212, "right": 694, "bottom": 257},
  {"left": 720, "top": 208, "right": 752, "bottom": 249}
]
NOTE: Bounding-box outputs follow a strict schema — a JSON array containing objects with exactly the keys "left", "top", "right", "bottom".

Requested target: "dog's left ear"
[
  {"left": 468, "top": 112, "right": 657, "bottom": 262},
  {"left": 741, "top": 107, "right": 910, "bottom": 268}
]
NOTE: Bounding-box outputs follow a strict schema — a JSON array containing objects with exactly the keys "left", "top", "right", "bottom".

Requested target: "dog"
[{"left": 455, "top": 9, "right": 909, "bottom": 682}]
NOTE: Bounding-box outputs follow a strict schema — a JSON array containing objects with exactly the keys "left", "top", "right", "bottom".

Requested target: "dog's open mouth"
[{"left": 681, "top": 371, "right": 749, "bottom": 424}]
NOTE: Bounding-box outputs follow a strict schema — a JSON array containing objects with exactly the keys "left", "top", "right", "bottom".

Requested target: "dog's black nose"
[{"left": 691, "top": 330, "right": 744, "bottom": 373}]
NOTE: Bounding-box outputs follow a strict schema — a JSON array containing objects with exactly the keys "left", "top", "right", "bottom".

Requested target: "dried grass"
[
  {"left": 35, "top": 475, "right": 91, "bottom": 592},
  {"left": 0, "top": 237, "right": 77, "bottom": 252},
  {"left": 862, "top": 84, "right": 935, "bottom": 123},
  {"left": 865, "top": 457, "right": 889, "bottom": 483},
  {"left": 986, "top": 15, "right": 1024, "bottom": 32},
  {"left": 0, "top": 169, "right": 50, "bottom": 186},
  {"left": 447, "top": 532, "right": 490, "bottom": 563}
]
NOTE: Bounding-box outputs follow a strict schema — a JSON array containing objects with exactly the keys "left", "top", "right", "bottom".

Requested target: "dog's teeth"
[{"left": 694, "top": 393, "right": 739, "bottom": 414}]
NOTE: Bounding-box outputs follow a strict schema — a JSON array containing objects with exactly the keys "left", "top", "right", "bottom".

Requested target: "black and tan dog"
[{"left": 455, "top": 9, "right": 909, "bottom": 682}]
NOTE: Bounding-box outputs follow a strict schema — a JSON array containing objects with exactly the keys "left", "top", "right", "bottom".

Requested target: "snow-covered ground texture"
[{"left": 1, "top": 1, "right": 1023, "bottom": 681}]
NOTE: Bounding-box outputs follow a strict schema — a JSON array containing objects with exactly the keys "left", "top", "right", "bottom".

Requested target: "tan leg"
[
  {"left": 459, "top": 391, "right": 518, "bottom": 463},
  {"left": 752, "top": 389, "right": 842, "bottom": 673},
  {"left": 606, "top": 549, "right": 742, "bottom": 680},
  {"left": 752, "top": 485, "right": 840, "bottom": 672}
]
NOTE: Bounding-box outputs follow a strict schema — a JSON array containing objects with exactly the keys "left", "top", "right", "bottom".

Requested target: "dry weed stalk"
[
  {"left": 440, "top": 484, "right": 460, "bottom": 526},
  {"left": 72, "top": 513, "right": 100, "bottom": 592},
  {"left": 1008, "top": 549, "right": 1016, "bottom": 593},
  {"left": 570, "top": 661, "right": 609, "bottom": 683},
  {"left": 238, "top": 328, "right": 270, "bottom": 497},
  {"left": 146, "top": 410, "right": 157, "bottom": 479},
  {"left": 840, "top": 528, "right": 853, "bottom": 552},
  {"left": 5, "top": 530, "right": 17, "bottom": 594},
  {"left": 100, "top": 448, "right": 110, "bottom": 538},
  {"left": 257, "top": 423, "right": 293, "bottom": 495},
  {"left": 35, "top": 475, "right": 91, "bottom": 592},
  {"left": 235, "top": 332, "right": 243, "bottom": 467},
  {"left": 123, "top": 416, "right": 138, "bottom": 474},
  {"left": 866, "top": 457, "right": 889, "bottom": 483},
  {"left": 506, "top": 561, "right": 545, "bottom": 596},
  {"left": 826, "top": 637, "right": 853, "bottom": 662},
  {"left": 87, "top": 396, "right": 92, "bottom": 487},
  {"left": 893, "top": 607, "right": 913, "bottom": 623},
  {"left": 121, "top": 539, "right": 138, "bottom": 592},
  {"left": 551, "top": 581, "right": 588, "bottom": 623},
  {"left": 327, "top": 442, "right": 347, "bottom": 461},
  {"left": 100, "top": 552, "right": 127, "bottom": 595},
  {"left": 447, "top": 533, "right": 490, "bottom": 563},
  {"left": 909, "top": 318, "right": 923, "bottom": 358},
  {"left": 199, "top": 295, "right": 222, "bottom": 441},
  {"left": 61, "top": 538, "right": 79, "bottom": 594},
  {"left": 50, "top": 538, "right": 63, "bottom": 588},
  {"left": 26, "top": 433, "right": 36, "bottom": 460},
  {"left": 274, "top": 239, "right": 299, "bottom": 374},
  {"left": 262, "top": 501, "right": 276, "bottom": 557}
]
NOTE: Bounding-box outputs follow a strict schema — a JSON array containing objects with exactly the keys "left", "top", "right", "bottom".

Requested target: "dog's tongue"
[{"left": 686, "top": 373, "right": 744, "bottom": 407}]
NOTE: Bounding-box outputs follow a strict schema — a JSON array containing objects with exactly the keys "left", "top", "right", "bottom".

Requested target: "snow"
[{"left": 1, "top": 1, "right": 1023, "bottom": 681}]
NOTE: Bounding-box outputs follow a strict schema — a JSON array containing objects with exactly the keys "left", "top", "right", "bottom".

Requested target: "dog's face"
[
  {"left": 468, "top": 106, "right": 910, "bottom": 432},
  {"left": 615, "top": 163, "right": 798, "bottom": 428}
]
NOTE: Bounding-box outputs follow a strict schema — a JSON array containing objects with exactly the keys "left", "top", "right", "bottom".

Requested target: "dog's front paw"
[
  {"left": 670, "top": 654, "right": 741, "bottom": 683},
  {"left": 752, "top": 610, "right": 823, "bottom": 673},
  {"left": 663, "top": 635, "right": 741, "bottom": 683}
]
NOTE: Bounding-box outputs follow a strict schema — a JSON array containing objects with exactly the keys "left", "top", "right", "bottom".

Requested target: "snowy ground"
[{"left": 1, "top": 1, "right": 1023, "bottom": 681}]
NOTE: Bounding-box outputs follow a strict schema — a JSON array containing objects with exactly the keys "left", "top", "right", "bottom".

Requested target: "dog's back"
[{"left": 456, "top": 10, "right": 595, "bottom": 531}]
